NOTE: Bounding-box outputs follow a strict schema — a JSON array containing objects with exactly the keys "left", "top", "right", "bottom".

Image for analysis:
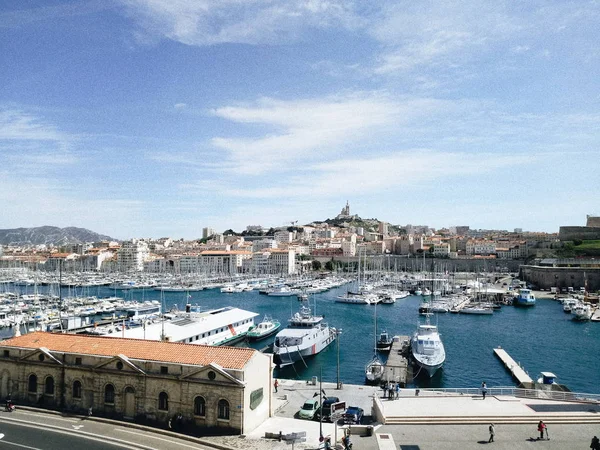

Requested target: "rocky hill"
[{"left": 0, "top": 226, "right": 116, "bottom": 246}]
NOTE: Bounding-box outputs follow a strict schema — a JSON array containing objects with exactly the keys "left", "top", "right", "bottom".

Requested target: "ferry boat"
[
  {"left": 410, "top": 314, "right": 446, "bottom": 378},
  {"left": 272, "top": 301, "right": 337, "bottom": 367},
  {"left": 102, "top": 305, "right": 258, "bottom": 346},
  {"left": 512, "top": 288, "right": 536, "bottom": 307}
]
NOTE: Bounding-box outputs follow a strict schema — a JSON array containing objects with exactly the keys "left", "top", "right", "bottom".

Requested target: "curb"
[{"left": 13, "top": 405, "right": 238, "bottom": 450}]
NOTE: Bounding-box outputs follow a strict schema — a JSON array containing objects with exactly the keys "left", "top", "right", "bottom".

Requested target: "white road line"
[
  {"left": 115, "top": 428, "right": 204, "bottom": 449},
  {"left": 0, "top": 439, "right": 42, "bottom": 449},
  {"left": 17, "top": 411, "right": 80, "bottom": 423}
]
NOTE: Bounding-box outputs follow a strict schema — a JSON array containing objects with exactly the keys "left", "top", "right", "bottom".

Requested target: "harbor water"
[{"left": 4, "top": 283, "right": 600, "bottom": 395}]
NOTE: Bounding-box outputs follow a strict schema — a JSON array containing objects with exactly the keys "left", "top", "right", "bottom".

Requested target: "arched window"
[
  {"left": 73, "top": 380, "right": 82, "bottom": 399},
  {"left": 158, "top": 392, "right": 169, "bottom": 411},
  {"left": 28, "top": 374, "right": 37, "bottom": 393},
  {"left": 104, "top": 384, "right": 115, "bottom": 404},
  {"left": 45, "top": 376, "right": 55, "bottom": 396},
  {"left": 217, "top": 399, "right": 230, "bottom": 420},
  {"left": 193, "top": 396, "right": 206, "bottom": 416}
]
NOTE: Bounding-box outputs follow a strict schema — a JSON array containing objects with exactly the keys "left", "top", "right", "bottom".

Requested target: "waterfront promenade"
[
  {"left": 6, "top": 379, "right": 600, "bottom": 449},
  {"left": 213, "top": 379, "right": 600, "bottom": 450}
]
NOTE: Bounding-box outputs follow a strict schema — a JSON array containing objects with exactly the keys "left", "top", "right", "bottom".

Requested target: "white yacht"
[
  {"left": 272, "top": 301, "right": 337, "bottom": 367},
  {"left": 410, "top": 314, "right": 445, "bottom": 377},
  {"left": 572, "top": 303, "right": 593, "bottom": 321}
]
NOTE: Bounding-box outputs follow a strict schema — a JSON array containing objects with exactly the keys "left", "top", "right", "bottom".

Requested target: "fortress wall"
[
  {"left": 558, "top": 226, "right": 600, "bottom": 241},
  {"left": 519, "top": 265, "right": 600, "bottom": 291},
  {"left": 587, "top": 216, "right": 600, "bottom": 227}
]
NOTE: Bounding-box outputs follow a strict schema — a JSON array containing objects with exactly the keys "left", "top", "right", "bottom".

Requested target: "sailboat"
[
  {"left": 365, "top": 303, "right": 385, "bottom": 383},
  {"left": 410, "top": 313, "right": 445, "bottom": 378}
]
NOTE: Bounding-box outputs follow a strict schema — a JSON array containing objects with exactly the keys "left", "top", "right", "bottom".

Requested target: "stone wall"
[
  {"left": 519, "top": 265, "right": 600, "bottom": 291},
  {"left": 558, "top": 226, "right": 600, "bottom": 241},
  {"left": 586, "top": 216, "right": 600, "bottom": 227}
]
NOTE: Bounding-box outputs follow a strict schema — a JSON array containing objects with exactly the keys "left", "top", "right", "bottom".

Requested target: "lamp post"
[{"left": 336, "top": 328, "right": 343, "bottom": 389}]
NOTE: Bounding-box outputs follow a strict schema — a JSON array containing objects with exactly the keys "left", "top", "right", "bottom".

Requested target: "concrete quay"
[{"left": 201, "top": 379, "right": 600, "bottom": 450}]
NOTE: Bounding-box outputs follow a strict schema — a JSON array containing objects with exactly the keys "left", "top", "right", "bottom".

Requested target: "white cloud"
[
  {"left": 0, "top": 108, "right": 68, "bottom": 142},
  {"left": 209, "top": 94, "right": 449, "bottom": 174},
  {"left": 223, "top": 150, "right": 535, "bottom": 199},
  {"left": 119, "top": 0, "right": 361, "bottom": 46}
]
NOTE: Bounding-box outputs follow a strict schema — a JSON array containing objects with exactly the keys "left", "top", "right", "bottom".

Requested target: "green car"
[{"left": 298, "top": 398, "right": 320, "bottom": 420}]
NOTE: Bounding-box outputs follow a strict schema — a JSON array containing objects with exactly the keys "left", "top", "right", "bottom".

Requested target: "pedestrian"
[
  {"left": 273, "top": 379, "right": 279, "bottom": 393},
  {"left": 481, "top": 381, "right": 487, "bottom": 399},
  {"left": 488, "top": 423, "right": 495, "bottom": 443},
  {"left": 591, "top": 435, "right": 600, "bottom": 450},
  {"left": 395, "top": 382, "right": 400, "bottom": 399},
  {"left": 382, "top": 381, "right": 388, "bottom": 398},
  {"left": 537, "top": 420, "right": 546, "bottom": 440},
  {"left": 388, "top": 384, "right": 394, "bottom": 400}
]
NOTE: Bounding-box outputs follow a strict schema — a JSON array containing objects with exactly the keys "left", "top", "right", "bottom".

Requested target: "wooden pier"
[
  {"left": 383, "top": 335, "right": 410, "bottom": 387},
  {"left": 493, "top": 347, "right": 533, "bottom": 385}
]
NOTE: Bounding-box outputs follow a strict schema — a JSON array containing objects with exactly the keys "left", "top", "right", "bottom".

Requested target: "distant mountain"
[{"left": 0, "top": 226, "right": 116, "bottom": 246}]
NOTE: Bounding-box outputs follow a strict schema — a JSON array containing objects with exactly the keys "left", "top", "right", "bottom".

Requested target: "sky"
[{"left": 1, "top": 0, "right": 599, "bottom": 240}]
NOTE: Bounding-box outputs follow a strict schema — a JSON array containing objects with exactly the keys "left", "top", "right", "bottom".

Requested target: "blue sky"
[{"left": 1, "top": 0, "right": 599, "bottom": 240}]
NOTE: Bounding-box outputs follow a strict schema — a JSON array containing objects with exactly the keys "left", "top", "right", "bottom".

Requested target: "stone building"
[{"left": 0, "top": 332, "right": 273, "bottom": 435}]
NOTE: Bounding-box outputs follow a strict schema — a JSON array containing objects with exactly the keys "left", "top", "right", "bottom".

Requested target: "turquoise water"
[{"left": 6, "top": 284, "right": 600, "bottom": 394}]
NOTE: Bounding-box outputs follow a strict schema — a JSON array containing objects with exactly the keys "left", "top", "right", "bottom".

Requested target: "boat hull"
[{"left": 273, "top": 327, "right": 336, "bottom": 367}]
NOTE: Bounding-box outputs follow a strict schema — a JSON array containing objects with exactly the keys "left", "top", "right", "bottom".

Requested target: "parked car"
[
  {"left": 298, "top": 398, "right": 320, "bottom": 420},
  {"left": 343, "top": 406, "right": 364, "bottom": 424},
  {"left": 314, "top": 396, "right": 340, "bottom": 422}
]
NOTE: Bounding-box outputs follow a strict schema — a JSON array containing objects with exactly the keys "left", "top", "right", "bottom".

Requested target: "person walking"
[
  {"left": 481, "top": 381, "right": 488, "bottom": 399},
  {"left": 488, "top": 423, "right": 495, "bottom": 443},
  {"left": 537, "top": 421, "right": 546, "bottom": 440},
  {"left": 273, "top": 379, "right": 279, "bottom": 393},
  {"left": 590, "top": 435, "right": 600, "bottom": 450},
  {"left": 395, "top": 382, "right": 400, "bottom": 399}
]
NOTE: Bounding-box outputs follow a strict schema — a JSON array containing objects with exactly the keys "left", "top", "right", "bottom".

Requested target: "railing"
[{"left": 413, "top": 387, "right": 600, "bottom": 403}]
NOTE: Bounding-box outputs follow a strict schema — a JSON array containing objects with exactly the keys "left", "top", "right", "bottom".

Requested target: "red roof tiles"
[{"left": 2, "top": 332, "right": 256, "bottom": 370}]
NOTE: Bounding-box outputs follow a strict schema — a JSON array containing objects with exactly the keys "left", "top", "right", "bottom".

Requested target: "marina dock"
[
  {"left": 382, "top": 335, "right": 410, "bottom": 387},
  {"left": 493, "top": 347, "right": 533, "bottom": 385}
]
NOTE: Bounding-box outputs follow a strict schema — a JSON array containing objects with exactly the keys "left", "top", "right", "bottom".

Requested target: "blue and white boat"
[{"left": 512, "top": 288, "right": 536, "bottom": 307}]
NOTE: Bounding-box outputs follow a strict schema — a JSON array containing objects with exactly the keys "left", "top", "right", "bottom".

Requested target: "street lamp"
[
  {"left": 336, "top": 328, "right": 343, "bottom": 389},
  {"left": 313, "top": 366, "right": 327, "bottom": 441}
]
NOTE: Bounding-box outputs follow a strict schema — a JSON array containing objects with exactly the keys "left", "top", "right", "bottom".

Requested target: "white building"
[
  {"left": 466, "top": 240, "right": 497, "bottom": 256},
  {"left": 432, "top": 243, "right": 451, "bottom": 257},
  {"left": 273, "top": 231, "right": 293, "bottom": 244},
  {"left": 117, "top": 239, "right": 150, "bottom": 272}
]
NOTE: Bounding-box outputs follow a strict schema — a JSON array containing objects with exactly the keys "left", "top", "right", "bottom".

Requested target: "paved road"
[{"left": 0, "top": 408, "right": 211, "bottom": 450}]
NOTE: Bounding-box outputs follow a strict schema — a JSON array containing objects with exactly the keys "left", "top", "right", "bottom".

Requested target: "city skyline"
[{"left": 1, "top": 1, "right": 599, "bottom": 240}]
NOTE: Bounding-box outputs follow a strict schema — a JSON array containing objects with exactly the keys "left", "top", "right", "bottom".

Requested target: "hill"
[{"left": 0, "top": 226, "right": 116, "bottom": 246}]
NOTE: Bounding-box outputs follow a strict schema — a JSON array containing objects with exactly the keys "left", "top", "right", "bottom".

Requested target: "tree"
[
  {"left": 312, "top": 260, "right": 322, "bottom": 271},
  {"left": 325, "top": 260, "right": 335, "bottom": 271}
]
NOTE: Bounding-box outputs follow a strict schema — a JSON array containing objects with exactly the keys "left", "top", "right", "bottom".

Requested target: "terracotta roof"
[{"left": 1, "top": 332, "right": 256, "bottom": 370}]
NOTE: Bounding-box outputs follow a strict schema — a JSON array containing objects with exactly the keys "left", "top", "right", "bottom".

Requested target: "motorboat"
[
  {"left": 246, "top": 315, "right": 281, "bottom": 341},
  {"left": 272, "top": 301, "right": 337, "bottom": 367},
  {"left": 572, "top": 303, "right": 593, "bottom": 321},
  {"left": 460, "top": 305, "right": 494, "bottom": 315},
  {"left": 376, "top": 330, "right": 393, "bottom": 352},
  {"left": 562, "top": 298, "right": 578, "bottom": 313},
  {"left": 410, "top": 314, "right": 445, "bottom": 377}
]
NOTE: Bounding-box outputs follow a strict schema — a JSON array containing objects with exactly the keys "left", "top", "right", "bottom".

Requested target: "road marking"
[
  {"left": 115, "top": 428, "right": 204, "bottom": 449},
  {"left": 0, "top": 439, "right": 41, "bottom": 449},
  {"left": 72, "top": 425, "right": 84, "bottom": 430},
  {"left": 17, "top": 412, "right": 80, "bottom": 423}
]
